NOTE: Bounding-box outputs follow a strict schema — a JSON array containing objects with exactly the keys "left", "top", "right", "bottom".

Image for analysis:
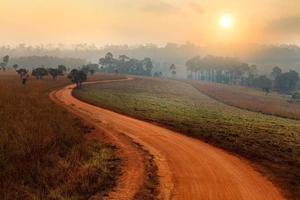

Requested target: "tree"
[
  {"left": 16, "top": 68, "right": 28, "bottom": 79},
  {"left": 254, "top": 75, "right": 272, "bottom": 94},
  {"left": 48, "top": 68, "right": 63, "bottom": 79},
  {"left": 0, "top": 55, "right": 9, "bottom": 71},
  {"left": 3, "top": 55, "right": 9, "bottom": 64},
  {"left": 58, "top": 65, "right": 67, "bottom": 73},
  {"left": 0, "top": 63, "right": 6, "bottom": 71},
  {"left": 21, "top": 73, "right": 29, "bottom": 85},
  {"left": 170, "top": 64, "right": 176, "bottom": 78},
  {"left": 15, "top": 68, "right": 29, "bottom": 85},
  {"left": 82, "top": 64, "right": 99, "bottom": 76},
  {"left": 186, "top": 56, "right": 201, "bottom": 80},
  {"left": 67, "top": 69, "right": 87, "bottom": 88},
  {"left": 32, "top": 68, "right": 48, "bottom": 79},
  {"left": 99, "top": 53, "right": 153, "bottom": 76},
  {"left": 292, "top": 92, "right": 300, "bottom": 101},
  {"left": 119, "top": 55, "right": 130, "bottom": 62},
  {"left": 153, "top": 71, "right": 163, "bottom": 77},
  {"left": 271, "top": 66, "right": 282, "bottom": 80},
  {"left": 13, "top": 64, "right": 19, "bottom": 71},
  {"left": 274, "top": 70, "right": 299, "bottom": 93},
  {"left": 186, "top": 55, "right": 250, "bottom": 84},
  {"left": 143, "top": 57, "right": 153, "bottom": 76}
]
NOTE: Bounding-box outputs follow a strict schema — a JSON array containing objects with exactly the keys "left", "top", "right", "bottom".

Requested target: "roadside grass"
[
  {"left": 0, "top": 72, "right": 123, "bottom": 199},
  {"left": 187, "top": 80, "right": 300, "bottom": 120},
  {"left": 74, "top": 77, "right": 300, "bottom": 199}
]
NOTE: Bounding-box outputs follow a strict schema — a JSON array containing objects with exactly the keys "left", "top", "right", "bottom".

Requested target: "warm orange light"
[{"left": 220, "top": 15, "right": 233, "bottom": 29}]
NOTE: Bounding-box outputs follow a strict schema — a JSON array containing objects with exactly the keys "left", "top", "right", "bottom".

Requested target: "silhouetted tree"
[
  {"left": 99, "top": 53, "right": 153, "bottom": 76},
  {"left": 271, "top": 66, "right": 282, "bottom": 80},
  {"left": 274, "top": 70, "right": 299, "bottom": 93},
  {"left": 22, "top": 73, "right": 29, "bottom": 85},
  {"left": 13, "top": 64, "right": 19, "bottom": 71},
  {"left": 254, "top": 75, "right": 272, "bottom": 94},
  {"left": 153, "top": 72, "right": 163, "bottom": 77},
  {"left": 48, "top": 68, "right": 63, "bottom": 79},
  {"left": 68, "top": 69, "right": 87, "bottom": 88},
  {"left": 0, "top": 55, "right": 9, "bottom": 71},
  {"left": 15, "top": 68, "right": 29, "bottom": 84},
  {"left": 32, "top": 68, "right": 48, "bottom": 79},
  {"left": 143, "top": 57, "right": 153, "bottom": 76},
  {"left": 186, "top": 55, "right": 250, "bottom": 84},
  {"left": 58, "top": 65, "right": 67, "bottom": 73},
  {"left": 170, "top": 64, "right": 176, "bottom": 78},
  {"left": 16, "top": 68, "right": 28, "bottom": 79},
  {"left": 82, "top": 64, "right": 99, "bottom": 76}
]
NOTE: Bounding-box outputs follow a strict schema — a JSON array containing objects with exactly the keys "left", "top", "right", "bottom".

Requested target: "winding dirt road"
[{"left": 51, "top": 79, "right": 285, "bottom": 200}]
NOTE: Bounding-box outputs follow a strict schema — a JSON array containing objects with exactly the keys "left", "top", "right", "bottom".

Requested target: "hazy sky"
[{"left": 0, "top": 0, "right": 299, "bottom": 46}]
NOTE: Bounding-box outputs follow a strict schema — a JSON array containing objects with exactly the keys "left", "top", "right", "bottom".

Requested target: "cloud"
[
  {"left": 267, "top": 16, "right": 300, "bottom": 35},
  {"left": 141, "top": 1, "right": 178, "bottom": 14},
  {"left": 189, "top": 2, "right": 204, "bottom": 14}
]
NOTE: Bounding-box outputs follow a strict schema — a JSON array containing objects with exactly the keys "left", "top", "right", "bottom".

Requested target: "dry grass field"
[
  {"left": 188, "top": 80, "right": 300, "bottom": 120},
  {"left": 74, "top": 77, "right": 300, "bottom": 199},
  {"left": 0, "top": 71, "right": 124, "bottom": 199}
]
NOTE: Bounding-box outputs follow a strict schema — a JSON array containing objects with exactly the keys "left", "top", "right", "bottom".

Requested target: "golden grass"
[{"left": 0, "top": 71, "right": 123, "bottom": 199}]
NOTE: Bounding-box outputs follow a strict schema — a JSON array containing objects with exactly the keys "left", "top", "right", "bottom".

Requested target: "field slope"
[
  {"left": 70, "top": 77, "right": 300, "bottom": 199},
  {"left": 187, "top": 80, "right": 300, "bottom": 120},
  {"left": 74, "top": 77, "right": 300, "bottom": 199}
]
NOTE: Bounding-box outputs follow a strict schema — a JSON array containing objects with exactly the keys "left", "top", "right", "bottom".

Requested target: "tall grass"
[{"left": 0, "top": 72, "right": 120, "bottom": 199}]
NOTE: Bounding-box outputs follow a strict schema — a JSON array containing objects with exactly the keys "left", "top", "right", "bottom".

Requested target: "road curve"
[{"left": 52, "top": 79, "right": 285, "bottom": 200}]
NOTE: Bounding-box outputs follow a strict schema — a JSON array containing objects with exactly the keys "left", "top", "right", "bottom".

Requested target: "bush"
[{"left": 292, "top": 92, "right": 300, "bottom": 100}]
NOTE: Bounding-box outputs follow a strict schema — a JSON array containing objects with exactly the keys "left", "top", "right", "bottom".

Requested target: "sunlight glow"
[{"left": 220, "top": 15, "right": 233, "bottom": 29}]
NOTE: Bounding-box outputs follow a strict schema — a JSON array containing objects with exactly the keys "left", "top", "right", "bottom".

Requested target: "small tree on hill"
[
  {"left": 82, "top": 64, "right": 99, "bottom": 76},
  {"left": 0, "top": 55, "right": 9, "bottom": 71},
  {"left": 32, "top": 68, "right": 48, "bottom": 80},
  {"left": 48, "top": 68, "right": 63, "bottom": 79},
  {"left": 67, "top": 69, "right": 87, "bottom": 88},
  {"left": 274, "top": 70, "right": 299, "bottom": 93},
  {"left": 16, "top": 68, "right": 28, "bottom": 79},
  {"left": 16, "top": 68, "right": 29, "bottom": 85},
  {"left": 170, "top": 64, "right": 176, "bottom": 78},
  {"left": 255, "top": 75, "right": 272, "bottom": 94},
  {"left": 58, "top": 65, "right": 67, "bottom": 73},
  {"left": 13, "top": 64, "right": 19, "bottom": 71},
  {"left": 271, "top": 66, "right": 282, "bottom": 80},
  {"left": 143, "top": 57, "right": 153, "bottom": 76}
]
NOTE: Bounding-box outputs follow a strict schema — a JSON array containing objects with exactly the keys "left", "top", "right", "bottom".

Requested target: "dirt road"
[{"left": 52, "top": 79, "right": 285, "bottom": 200}]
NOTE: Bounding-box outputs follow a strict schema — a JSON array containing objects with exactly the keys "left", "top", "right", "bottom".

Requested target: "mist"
[{"left": 1, "top": 43, "right": 300, "bottom": 78}]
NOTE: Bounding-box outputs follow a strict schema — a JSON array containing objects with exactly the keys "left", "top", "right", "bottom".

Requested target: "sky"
[{"left": 0, "top": 0, "right": 300, "bottom": 46}]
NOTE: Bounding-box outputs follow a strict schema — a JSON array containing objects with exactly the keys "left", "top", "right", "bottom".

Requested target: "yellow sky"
[{"left": 0, "top": 0, "right": 299, "bottom": 45}]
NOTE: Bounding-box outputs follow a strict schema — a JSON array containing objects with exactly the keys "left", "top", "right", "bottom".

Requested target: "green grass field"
[
  {"left": 74, "top": 77, "right": 300, "bottom": 199},
  {"left": 0, "top": 72, "right": 123, "bottom": 199}
]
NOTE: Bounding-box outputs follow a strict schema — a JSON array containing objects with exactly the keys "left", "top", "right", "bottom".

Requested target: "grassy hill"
[
  {"left": 188, "top": 80, "right": 300, "bottom": 120},
  {"left": 74, "top": 77, "right": 300, "bottom": 199}
]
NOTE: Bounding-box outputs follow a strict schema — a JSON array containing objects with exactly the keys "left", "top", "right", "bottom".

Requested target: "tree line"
[
  {"left": 98, "top": 52, "right": 153, "bottom": 76},
  {"left": 0, "top": 55, "right": 89, "bottom": 87},
  {"left": 186, "top": 55, "right": 300, "bottom": 97}
]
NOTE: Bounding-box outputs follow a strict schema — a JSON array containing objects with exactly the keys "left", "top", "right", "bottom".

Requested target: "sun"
[{"left": 220, "top": 15, "right": 233, "bottom": 29}]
